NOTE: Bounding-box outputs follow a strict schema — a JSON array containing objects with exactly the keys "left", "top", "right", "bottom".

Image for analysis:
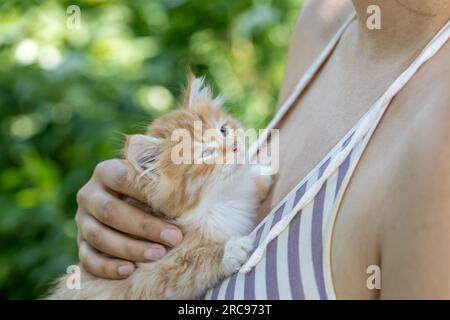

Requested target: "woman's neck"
[{"left": 351, "top": 0, "right": 450, "bottom": 58}]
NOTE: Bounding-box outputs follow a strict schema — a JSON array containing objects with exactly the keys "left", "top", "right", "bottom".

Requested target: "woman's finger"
[
  {"left": 93, "top": 159, "right": 147, "bottom": 203},
  {"left": 78, "top": 240, "right": 136, "bottom": 280},
  {"left": 81, "top": 190, "right": 182, "bottom": 247},
  {"left": 79, "top": 214, "right": 167, "bottom": 262}
]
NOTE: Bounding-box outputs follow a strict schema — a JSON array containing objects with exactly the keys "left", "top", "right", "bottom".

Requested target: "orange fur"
[{"left": 48, "top": 76, "right": 271, "bottom": 300}]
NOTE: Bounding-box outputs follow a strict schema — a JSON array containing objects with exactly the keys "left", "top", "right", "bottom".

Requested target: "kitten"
[{"left": 48, "top": 75, "right": 272, "bottom": 299}]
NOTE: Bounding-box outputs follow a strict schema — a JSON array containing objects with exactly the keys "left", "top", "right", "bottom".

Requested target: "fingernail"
[
  {"left": 117, "top": 264, "right": 134, "bottom": 276},
  {"left": 144, "top": 247, "right": 166, "bottom": 261},
  {"left": 160, "top": 228, "right": 182, "bottom": 247}
]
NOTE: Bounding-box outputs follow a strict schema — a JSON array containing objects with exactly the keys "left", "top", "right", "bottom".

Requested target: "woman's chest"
[
  {"left": 255, "top": 62, "right": 420, "bottom": 298},
  {"left": 257, "top": 59, "right": 388, "bottom": 220}
]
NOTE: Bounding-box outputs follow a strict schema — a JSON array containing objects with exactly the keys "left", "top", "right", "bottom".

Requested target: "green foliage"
[{"left": 0, "top": 0, "right": 303, "bottom": 299}]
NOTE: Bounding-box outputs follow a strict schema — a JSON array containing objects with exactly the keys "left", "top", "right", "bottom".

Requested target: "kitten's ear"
[
  {"left": 125, "top": 134, "right": 162, "bottom": 177},
  {"left": 183, "top": 73, "right": 224, "bottom": 110}
]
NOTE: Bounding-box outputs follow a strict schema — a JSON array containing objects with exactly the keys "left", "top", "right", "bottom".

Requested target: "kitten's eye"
[{"left": 220, "top": 125, "right": 229, "bottom": 136}]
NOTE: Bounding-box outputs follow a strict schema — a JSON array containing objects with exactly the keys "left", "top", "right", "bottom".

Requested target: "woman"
[{"left": 74, "top": 0, "right": 450, "bottom": 299}]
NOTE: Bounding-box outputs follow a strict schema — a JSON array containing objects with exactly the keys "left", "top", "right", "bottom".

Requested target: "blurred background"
[{"left": 0, "top": 0, "right": 303, "bottom": 299}]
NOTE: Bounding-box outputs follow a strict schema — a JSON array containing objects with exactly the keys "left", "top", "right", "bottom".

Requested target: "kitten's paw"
[{"left": 222, "top": 236, "right": 254, "bottom": 276}]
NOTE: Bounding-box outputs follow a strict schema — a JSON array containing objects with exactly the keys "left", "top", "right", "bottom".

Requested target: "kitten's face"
[{"left": 124, "top": 77, "right": 245, "bottom": 218}]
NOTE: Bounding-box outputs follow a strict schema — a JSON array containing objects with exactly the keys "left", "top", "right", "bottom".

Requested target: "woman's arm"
[{"left": 75, "top": 159, "right": 183, "bottom": 279}]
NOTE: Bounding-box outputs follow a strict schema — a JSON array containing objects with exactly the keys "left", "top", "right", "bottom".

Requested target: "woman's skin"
[
  {"left": 75, "top": 0, "right": 450, "bottom": 298},
  {"left": 75, "top": 159, "right": 183, "bottom": 278}
]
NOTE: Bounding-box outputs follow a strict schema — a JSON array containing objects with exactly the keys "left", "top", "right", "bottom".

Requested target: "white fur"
[
  {"left": 178, "top": 164, "right": 265, "bottom": 241},
  {"left": 222, "top": 236, "right": 255, "bottom": 275},
  {"left": 189, "top": 77, "right": 224, "bottom": 109}
]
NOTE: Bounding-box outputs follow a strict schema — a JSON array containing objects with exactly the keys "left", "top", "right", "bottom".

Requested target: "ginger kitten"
[{"left": 48, "top": 76, "right": 272, "bottom": 299}]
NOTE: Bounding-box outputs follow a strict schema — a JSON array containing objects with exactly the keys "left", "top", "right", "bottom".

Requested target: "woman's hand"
[{"left": 75, "top": 159, "right": 183, "bottom": 279}]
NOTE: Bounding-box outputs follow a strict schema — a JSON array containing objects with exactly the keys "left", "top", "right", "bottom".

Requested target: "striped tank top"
[{"left": 205, "top": 13, "right": 450, "bottom": 300}]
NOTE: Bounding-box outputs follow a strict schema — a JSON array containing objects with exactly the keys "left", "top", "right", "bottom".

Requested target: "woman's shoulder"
[
  {"left": 277, "top": 0, "right": 355, "bottom": 107},
  {"left": 299, "top": 0, "right": 355, "bottom": 41},
  {"left": 401, "top": 39, "right": 450, "bottom": 155},
  {"left": 385, "top": 40, "right": 450, "bottom": 223}
]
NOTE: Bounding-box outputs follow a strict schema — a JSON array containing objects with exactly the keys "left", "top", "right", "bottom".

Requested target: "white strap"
[
  {"left": 240, "top": 18, "right": 450, "bottom": 274},
  {"left": 249, "top": 12, "right": 356, "bottom": 158}
]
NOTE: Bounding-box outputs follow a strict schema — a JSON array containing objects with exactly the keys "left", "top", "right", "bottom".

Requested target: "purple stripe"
[
  {"left": 318, "top": 157, "right": 331, "bottom": 179},
  {"left": 311, "top": 183, "right": 327, "bottom": 299},
  {"left": 209, "top": 279, "right": 222, "bottom": 300},
  {"left": 243, "top": 225, "right": 266, "bottom": 300},
  {"left": 288, "top": 183, "right": 307, "bottom": 299},
  {"left": 310, "top": 160, "right": 330, "bottom": 300},
  {"left": 224, "top": 273, "right": 238, "bottom": 300},
  {"left": 293, "top": 181, "right": 308, "bottom": 208},
  {"left": 342, "top": 130, "right": 355, "bottom": 149},
  {"left": 265, "top": 204, "right": 286, "bottom": 299},
  {"left": 335, "top": 150, "right": 352, "bottom": 199}
]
